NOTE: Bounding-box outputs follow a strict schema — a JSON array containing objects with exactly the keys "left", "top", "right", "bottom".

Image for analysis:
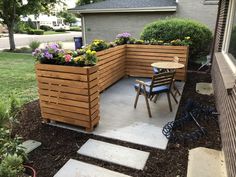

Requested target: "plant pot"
[{"left": 24, "top": 165, "right": 36, "bottom": 177}]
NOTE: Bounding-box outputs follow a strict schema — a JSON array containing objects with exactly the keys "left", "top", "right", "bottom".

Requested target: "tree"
[
  {"left": 0, "top": 0, "right": 61, "bottom": 51},
  {"left": 59, "top": 11, "right": 77, "bottom": 26},
  {"left": 77, "top": 0, "right": 105, "bottom": 6}
]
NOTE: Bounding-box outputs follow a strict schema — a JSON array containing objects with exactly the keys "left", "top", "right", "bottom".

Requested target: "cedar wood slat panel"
[
  {"left": 96, "top": 44, "right": 189, "bottom": 93},
  {"left": 36, "top": 64, "right": 100, "bottom": 132},
  {"left": 212, "top": 0, "right": 236, "bottom": 176}
]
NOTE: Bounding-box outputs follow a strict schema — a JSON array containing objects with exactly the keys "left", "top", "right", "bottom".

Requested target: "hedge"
[{"left": 141, "top": 18, "right": 213, "bottom": 61}]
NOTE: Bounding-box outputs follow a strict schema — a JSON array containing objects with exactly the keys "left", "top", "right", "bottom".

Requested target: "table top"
[{"left": 151, "top": 62, "right": 185, "bottom": 69}]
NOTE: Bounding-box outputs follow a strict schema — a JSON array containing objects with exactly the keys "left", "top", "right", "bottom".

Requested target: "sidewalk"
[{"left": 0, "top": 32, "right": 81, "bottom": 50}]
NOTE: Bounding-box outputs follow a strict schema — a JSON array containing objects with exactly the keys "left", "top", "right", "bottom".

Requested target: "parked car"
[{"left": 53, "top": 24, "right": 70, "bottom": 31}]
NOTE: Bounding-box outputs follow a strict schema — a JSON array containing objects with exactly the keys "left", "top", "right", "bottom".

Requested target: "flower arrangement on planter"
[{"left": 33, "top": 43, "right": 97, "bottom": 66}]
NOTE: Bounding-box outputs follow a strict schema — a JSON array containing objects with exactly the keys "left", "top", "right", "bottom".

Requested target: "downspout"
[{"left": 81, "top": 14, "right": 87, "bottom": 45}]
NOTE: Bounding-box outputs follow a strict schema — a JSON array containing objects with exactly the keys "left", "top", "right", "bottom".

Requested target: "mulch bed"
[{"left": 13, "top": 72, "right": 221, "bottom": 177}]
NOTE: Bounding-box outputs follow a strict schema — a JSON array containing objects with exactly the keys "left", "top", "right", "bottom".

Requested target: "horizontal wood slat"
[
  {"left": 36, "top": 64, "right": 100, "bottom": 132},
  {"left": 125, "top": 44, "right": 189, "bottom": 81},
  {"left": 97, "top": 45, "right": 126, "bottom": 91}
]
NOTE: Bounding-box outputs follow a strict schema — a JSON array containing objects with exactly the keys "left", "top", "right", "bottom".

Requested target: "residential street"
[{"left": 0, "top": 31, "right": 81, "bottom": 49}]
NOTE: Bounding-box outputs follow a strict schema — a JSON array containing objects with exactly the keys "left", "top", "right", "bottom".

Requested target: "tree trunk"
[{"left": 7, "top": 23, "right": 16, "bottom": 51}]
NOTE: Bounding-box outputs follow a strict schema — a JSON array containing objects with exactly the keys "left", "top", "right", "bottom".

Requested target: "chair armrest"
[{"left": 135, "top": 80, "right": 150, "bottom": 86}]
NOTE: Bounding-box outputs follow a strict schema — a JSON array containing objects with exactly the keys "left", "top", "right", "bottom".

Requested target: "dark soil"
[{"left": 14, "top": 72, "right": 221, "bottom": 177}]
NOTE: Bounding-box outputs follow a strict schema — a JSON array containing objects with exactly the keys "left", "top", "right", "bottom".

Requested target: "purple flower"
[
  {"left": 116, "top": 32, "right": 131, "bottom": 39},
  {"left": 44, "top": 51, "right": 53, "bottom": 59}
]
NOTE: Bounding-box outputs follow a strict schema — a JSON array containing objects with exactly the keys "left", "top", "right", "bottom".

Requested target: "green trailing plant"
[
  {"left": 29, "top": 40, "right": 41, "bottom": 51},
  {"left": 141, "top": 18, "right": 213, "bottom": 62}
]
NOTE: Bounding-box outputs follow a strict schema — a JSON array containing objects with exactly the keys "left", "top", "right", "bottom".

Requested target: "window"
[
  {"left": 228, "top": 11, "right": 236, "bottom": 60},
  {"left": 222, "top": 0, "right": 236, "bottom": 73},
  {"left": 203, "top": 0, "right": 219, "bottom": 5}
]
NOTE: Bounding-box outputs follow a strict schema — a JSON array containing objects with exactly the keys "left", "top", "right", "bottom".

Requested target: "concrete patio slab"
[
  {"left": 77, "top": 139, "right": 149, "bottom": 170},
  {"left": 187, "top": 147, "right": 227, "bottom": 177},
  {"left": 54, "top": 159, "right": 132, "bottom": 177},
  {"left": 49, "top": 77, "right": 184, "bottom": 150},
  {"left": 22, "top": 140, "right": 41, "bottom": 154},
  {"left": 93, "top": 77, "right": 184, "bottom": 149},
  {"left": 196, "top": 83, "right": 214, "bottom": 95}
]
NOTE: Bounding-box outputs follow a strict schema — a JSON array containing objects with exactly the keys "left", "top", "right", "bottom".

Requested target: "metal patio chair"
[{"left": 134, "top": 71, "right": 178, "bottom": 118}]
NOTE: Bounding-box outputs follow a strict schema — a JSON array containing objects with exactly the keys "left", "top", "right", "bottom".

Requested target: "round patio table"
[{"left": 151, "top": 61, "right": 185, "bottom": 70}]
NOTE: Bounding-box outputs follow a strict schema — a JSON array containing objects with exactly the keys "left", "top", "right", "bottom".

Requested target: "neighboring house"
[
  {"left": 211, "top": 0, "right": 236, "bottom": 176},
  {"left": 70, "top": 0, "right": 218, "bottom": 44}
]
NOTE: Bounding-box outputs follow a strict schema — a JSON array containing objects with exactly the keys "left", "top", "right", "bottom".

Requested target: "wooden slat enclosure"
[
  {"left": 36, "top": 44, "right": 189, "bottom": 131},
  {"left": 125, "top": 44, "right": 189, "bottom": 81},
  {"left": 96, "top": 45, "right": 126, "bottom": 92},
  {"left": 36, "top": 64, "right": 100, "bottom": 132}
]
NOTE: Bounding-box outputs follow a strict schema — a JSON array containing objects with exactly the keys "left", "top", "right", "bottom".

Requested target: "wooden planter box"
[
  {"left": 96, "top": 45, "right": 126, "bottom": 92},
  {"left": 126, "top": 44, "right": 189, "bottom": 81},
  {"left": 35, "top": 64, "right": 100, "bottom": 132}
]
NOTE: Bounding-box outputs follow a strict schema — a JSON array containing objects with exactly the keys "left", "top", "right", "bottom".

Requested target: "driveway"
[{"left": 0, "top": 32, "right": 81, "bottom": 49}]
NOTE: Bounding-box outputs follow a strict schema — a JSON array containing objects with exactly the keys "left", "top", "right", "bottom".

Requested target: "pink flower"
[{"left": 65, "top": 54, "right": 72, "bottom": 62}]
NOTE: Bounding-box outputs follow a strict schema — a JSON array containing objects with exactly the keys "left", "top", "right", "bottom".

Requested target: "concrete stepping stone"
[
  {"left": 77, "top": 139, "right": 149, "bottom": 170},
  {"left": 22, "top": 140, "right": 41, "bottom": 154},
  {"left": 187, "top": 147, "right": 227, "bottom": 177},
  {"left": 54, "top": 159, "right": 132, "bottom": 177},
  {"left": 196, "top": 83, "right": 214, "bottom": 95}
]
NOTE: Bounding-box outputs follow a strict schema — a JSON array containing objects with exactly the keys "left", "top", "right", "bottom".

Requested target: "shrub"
[
  {"left": 27, "top": 29, "right": 44, "bottom": 35},
  {"left": 33, "top": 29, "right": 44, "bottom": 35},
  {"left": 0, "top": 154, "right": 24, "bottom": 177},
  {"left": 29, "top": 40, "right": 41, "bottom": 51},
  {"left": 40, "top": 25, "right": 53, "bottom": 31},
  {"left": 229, "top": 26, "right": 236, "bottom": 57},
  {"left": 141, "top": 18, "right": 213, "bottom": 60},
  {"left": 55, "top": 28, "right": 66, "bottom": 32},
  {"left": 69, "top": 26, "right": 81, "bottom": 31}
]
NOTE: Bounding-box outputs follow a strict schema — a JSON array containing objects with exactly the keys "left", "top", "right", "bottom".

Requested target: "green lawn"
[
  {"left": 44, "top": 31, "right": 66, "bottom": 35},
  {"left": 0, "top": 52, "right": 38, "bottom": 104}
]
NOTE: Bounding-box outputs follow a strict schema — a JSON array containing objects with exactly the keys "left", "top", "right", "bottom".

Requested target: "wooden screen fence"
[{"left": 36, "top": 44, "right": 189, "bottom": 131}]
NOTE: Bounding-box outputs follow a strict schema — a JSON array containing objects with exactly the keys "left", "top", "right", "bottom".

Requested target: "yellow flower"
[
  {"left": 92, "top": 51, "right": 96, "bottom": 55},
  {"left": 185, "top": 36, "right": 191, "bottom": 40},
  {"left": 73, "top": 57, "right": 80, "bottom": 62}
]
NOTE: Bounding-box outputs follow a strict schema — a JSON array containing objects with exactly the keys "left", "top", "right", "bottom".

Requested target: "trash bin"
[{"left": 74, "top": 37, "right": 83, "bottom": 50}]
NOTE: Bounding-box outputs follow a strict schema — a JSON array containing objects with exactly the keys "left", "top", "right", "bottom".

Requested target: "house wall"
[
  {"left": 83, "top": 12, "right": 173, "bottom": 44},
  {"left": 211, "top": 0, "right": 236, "bottom": 177},
  {"left": 176, "top": 0, "right": 218, "bottom": 31},
  {"left": 82, "top": 0, "right": 218, "bottom": 44}
]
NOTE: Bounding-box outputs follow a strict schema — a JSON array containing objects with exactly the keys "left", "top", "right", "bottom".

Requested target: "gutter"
[{"left": 69, "top": 6, "right": 177, "bottom": 14}]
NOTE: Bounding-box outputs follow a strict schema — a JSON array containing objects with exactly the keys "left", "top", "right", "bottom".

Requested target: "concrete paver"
[
  {"left": 78, "top": 139, "right": 149, "bottom": 170},
  {"left": 54, "top": 159, "right": 132, "bottom": 177}
]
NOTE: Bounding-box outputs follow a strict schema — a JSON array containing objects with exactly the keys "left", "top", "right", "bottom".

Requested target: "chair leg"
[
  {"left": 173, "top": 82, "right": 181, "bottom": 96},
  {"left": 144, "top": 93, "right": 152, "bottom": 118},
  {"left": 154, "top": 94, "right": 159, "bottom": 103},
  {"left": 167, "top": 93, "right": 172, "bottom": 112},
  {"left": 170, "top": 91, "right": 178, "bottom": 104},
  {"left": 134, "top": 89, "right": 140, "bottom": 109}
]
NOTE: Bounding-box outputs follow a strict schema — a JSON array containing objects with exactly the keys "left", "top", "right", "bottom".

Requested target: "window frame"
[
  {"left": 222, "top": 0, "right": 236, "bottom": 74},
  {"left": 203, "top": 0, "right": 219, "bottom": 5}
]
